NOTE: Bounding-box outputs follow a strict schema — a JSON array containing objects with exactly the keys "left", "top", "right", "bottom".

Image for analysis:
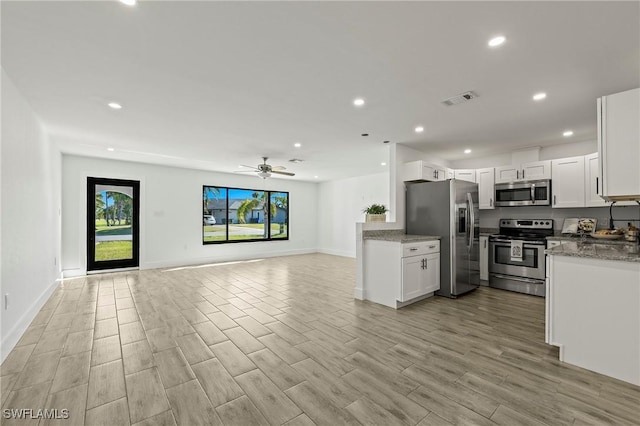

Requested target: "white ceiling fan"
[{"left": 235, "top": 157, "right": 295, "bottom": 179}]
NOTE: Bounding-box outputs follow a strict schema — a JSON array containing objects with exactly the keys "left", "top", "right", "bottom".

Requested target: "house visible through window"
[{"left": 203, "top": 186, "right": 289, "bottom": 244}]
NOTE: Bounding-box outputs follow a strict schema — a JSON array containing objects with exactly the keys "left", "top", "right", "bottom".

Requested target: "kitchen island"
[
  {"left": 355, "top": 224, "right": 441, "bottom": 309},
  {"left": 545, "top": 241, "right": 640, "bottom": 385}
]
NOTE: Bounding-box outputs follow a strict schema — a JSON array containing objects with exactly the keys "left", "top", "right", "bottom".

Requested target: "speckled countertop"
[
  {"left": 545, "top": 241, "right": 640, "bottom": 263},
  {"left": 547, "top": 234, "right": 633, "bottom": 245},
  {"left": 363, "top": 230, "right": 440, "bottom": 243}
]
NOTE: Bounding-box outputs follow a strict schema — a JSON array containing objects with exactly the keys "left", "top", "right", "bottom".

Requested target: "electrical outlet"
[{"left": 4, "top": 294, "right": 9, "bottom": 310}]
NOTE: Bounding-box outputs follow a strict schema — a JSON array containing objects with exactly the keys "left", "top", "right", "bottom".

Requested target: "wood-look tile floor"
[{"left": 2, "top": 253, "right": 639, "bottom": 425}]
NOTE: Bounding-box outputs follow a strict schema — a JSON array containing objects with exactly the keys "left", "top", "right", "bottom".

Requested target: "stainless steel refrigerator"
[{"left": 406, "top": 179, "right": 479, "bottom": 298}]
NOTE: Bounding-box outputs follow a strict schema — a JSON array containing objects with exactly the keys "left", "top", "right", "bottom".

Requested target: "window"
[{"left": 203, "top": 185, "right": 289, "bottom": 244}]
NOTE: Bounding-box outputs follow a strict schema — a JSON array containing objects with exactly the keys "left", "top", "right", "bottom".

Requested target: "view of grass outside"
[
  {"left": 95, "top": 241, "right": 133, "bottom": 261},
  {"left": 95, "top": 191, "right": 133, "bottom": 261}
]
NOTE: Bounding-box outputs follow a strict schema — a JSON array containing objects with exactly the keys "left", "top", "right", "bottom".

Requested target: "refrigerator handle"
[
  {"left": 467, "top": 192, "right": 475, "bottom": 252},
  {"left": 465, "top": 197, "right": 471, "bottom": 250}
]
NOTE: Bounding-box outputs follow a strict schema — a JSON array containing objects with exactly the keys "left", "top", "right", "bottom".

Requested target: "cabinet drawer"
[{"left": 402, "top": 241, "right": 439, "bottom": 257}]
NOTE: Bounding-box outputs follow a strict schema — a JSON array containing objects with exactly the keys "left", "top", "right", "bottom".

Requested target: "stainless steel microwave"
[{"left": 494, "top": 180, "right": 551, "bottom": 207}]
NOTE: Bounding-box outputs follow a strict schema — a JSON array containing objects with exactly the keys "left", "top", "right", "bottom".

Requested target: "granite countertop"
[
  {"left": 363, "top": 230, "right": 440, "bottom": 243},
  {"left": 547, "top": 234, "right": 636, "bottom": 245},
  {"left": 546, "top": 241, "right": 640, "bottom": 263},
  {"left": 479, "top": 228, "right": 498, "bottom": 237}
]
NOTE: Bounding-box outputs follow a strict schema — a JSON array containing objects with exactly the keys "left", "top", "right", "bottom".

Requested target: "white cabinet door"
[
  {"left": 435, "top": 167, "right": 448, "bottom": 181},
  {"left": 446, "top": 168, "right": 455, "bottom": 179},
  {"left": 598, "top": 88, "right": 640, "bottom": 200},
  {"left": 477, "top": 168, "right": 495, "bottom": 209},
  {"left": 454, "top": 169, "right": 476, "bottom": 183},
  {"left": 522, "top": 160, "right": 551, "bottom": 181},
  {"left": 552, "top": 156, "right": 585, "bottom": 208},
  {"left": 585, "top": 153, "right": 607, "bottom": 207},
  {"left": 423, "top": 164, "right": 440, "bottom": 181},
  {"left": 401, "top": 255, "right": 426, "bottom": 302},
  {"left": 424, "top": 253, "right": 440, "bottom": 293},
  {"left": 495, "top": 165, "right": 519, "bottom": 183},
  {"left": 479, "top": 236, "right": 489, "bottom": 281}
]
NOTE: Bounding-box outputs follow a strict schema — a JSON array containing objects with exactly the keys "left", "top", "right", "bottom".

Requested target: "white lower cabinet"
[
  {"left": 401, "top": 252, "right": 440, "bottom": 302},
  {"left": 479, "top": 236, "right": 489, "bottom": 281},
  {"left": 364, "top": 239, "right": 440, "bottom": 309}
]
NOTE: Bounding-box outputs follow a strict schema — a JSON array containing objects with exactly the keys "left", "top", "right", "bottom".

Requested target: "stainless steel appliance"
[
  {"left": 489, "top": 219, "right": 554, "bottom": 297},
  {"left": 494, "top": 179, "right": 551, "bottom": 207},
  {"left": 406, "top": 179, "right": 479, "bottom": 298}
]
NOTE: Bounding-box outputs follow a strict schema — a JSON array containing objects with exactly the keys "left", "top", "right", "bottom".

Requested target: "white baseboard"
[
  {"left": 317, "top": 248, "right": 355, "bottom": 258},
  {"left": 353, "top": 287, "right": 364, "bottom": 300},
  {"left": 141, "top": 248, "right": 318, "bottom": 270},
  {"left": 62, "top": 268, "right": 86, "bottom": 278},
  {"left": 1, "top": 279, "right": 60, "bottom": 362}
]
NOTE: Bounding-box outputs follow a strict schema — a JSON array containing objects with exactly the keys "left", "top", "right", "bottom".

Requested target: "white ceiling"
[{"left": 2, "top": 1, "right": 638, "bottom": 181}]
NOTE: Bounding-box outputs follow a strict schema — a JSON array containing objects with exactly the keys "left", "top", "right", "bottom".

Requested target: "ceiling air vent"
[
  {"left": 442, "top": 91, "right": 478, "bottom": 106},
  {"left": 288, "top": 159, "right": 304, "bottom": 163}
]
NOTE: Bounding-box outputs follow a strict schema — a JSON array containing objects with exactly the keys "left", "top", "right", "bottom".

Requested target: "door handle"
[
  {"left": 554, "top": 195, "right": 557, "bottom": 205},
  {"left": 409, "top": 247, "right": 418, "bottom": 251},
  {"left": 596, "top": 177, "right": 599, "bottom": 194},
  {"left": 490, "top": 198, "right": 493, "bottom": 207},
  {"left": 484, "top": 239, "right": 487, "bottom": 249},
  {"left": 423, "top": 258, "right": 428, "bottom": 269},
  {"left": 467, "top": 192, "right": 475, "bottom": 252},
  {"left": 522, "top": 169, "right": 525, "bottom": 179},
  {"left": 530, "top": 184, "right": 536, "bottom": 204},
  {"left": 420, "top": 259, "right": 425, "bottom": 269},
  {"left": 517, "top": 170, "right": 519, "bottom": 180}
]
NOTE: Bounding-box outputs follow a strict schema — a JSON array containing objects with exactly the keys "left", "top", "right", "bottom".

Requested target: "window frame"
[{"left": 202, "top": 185, "right": 289, "bottom": 245}]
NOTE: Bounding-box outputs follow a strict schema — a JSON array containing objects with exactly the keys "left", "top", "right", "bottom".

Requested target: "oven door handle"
[
  {"left": 491, "top": 274, "right": 544, "bottom": 284},
  {"left": 490, "top": 238, "right": 546, "bottom": 246}
]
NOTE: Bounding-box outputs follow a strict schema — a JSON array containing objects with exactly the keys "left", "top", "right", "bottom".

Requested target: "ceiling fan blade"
[
  {"left": 233, "top": 170, "right": 257, "bottom": 173},
  {"left": 272, "top": 165, "right": 286, "bottom": 171},
  {"left": 271, "top": 170, "right": 295, "bottom": 176}
]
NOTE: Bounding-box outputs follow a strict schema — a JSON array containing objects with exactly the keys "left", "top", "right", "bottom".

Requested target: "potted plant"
[{"left": 363, "top": 204, "right": 388, "bottom": 222}]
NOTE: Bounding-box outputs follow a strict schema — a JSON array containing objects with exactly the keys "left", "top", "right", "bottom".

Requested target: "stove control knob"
[
  {"left": 545, "top": 221, "right": 550, "bottom": 225},
  {"left": 534, "top": 221, "right": 539, "bottom": 225}
]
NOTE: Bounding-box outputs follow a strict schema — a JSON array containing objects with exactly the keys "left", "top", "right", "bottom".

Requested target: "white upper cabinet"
[
  {"left": 585, "top": 153, "right": 607, "bottom": 207},
  {"left": 403, "top": 161, "right": 447, "bottom": 182},
  {"left": 522, "top": 160, "right": 552, "bottom": 181},
  {"left": 477, "top": 168, "right": 495, "bottom": 210},
  {"left": 454, "top": 169, "right": 476, "bottom": 183},
  {"left": 598, "top": 88, "right": 640, "bottom": 201},
  {"left": 551, "top": 156, "right": 585, "bottom": 208},
  {"left": 495, "top": 161, "right": 551, "bottom": 184}
]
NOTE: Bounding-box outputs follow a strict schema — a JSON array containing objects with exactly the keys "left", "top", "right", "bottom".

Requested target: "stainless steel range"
[{"left": 489, "top": 219, "right": 554, "bottom": 297}]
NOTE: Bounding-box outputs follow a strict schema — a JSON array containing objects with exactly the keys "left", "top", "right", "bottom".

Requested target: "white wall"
[
  {"left": 1, "top": 70, "right": 62, "bottom": 360},
  {"left": 317, "top": 172, "right": 389, "bottom": 258},
  {"left": 62, "top": 155, "right": 318, "bottom": 275}
]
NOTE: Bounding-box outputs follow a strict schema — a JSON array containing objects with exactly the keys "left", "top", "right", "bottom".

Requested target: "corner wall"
[
  {"left": 61, "top": 155, "right": 318, "bottom": 275},
  {"left": 1, "top": 70, "right": 62, "bottom": 360},
  {"left": 317, "top": 172, "right": 389, "bottom": 257}
]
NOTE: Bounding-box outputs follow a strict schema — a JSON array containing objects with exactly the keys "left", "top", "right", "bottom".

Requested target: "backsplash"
[{"left": 479, "top": 204, "right": 640, "bottom": 231}]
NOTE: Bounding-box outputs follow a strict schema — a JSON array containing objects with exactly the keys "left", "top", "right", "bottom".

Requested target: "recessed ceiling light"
[
  {"left": 353, "top": 98, "right": 365, "bottom": 107},
  {"left": 361, "top": 133, "right": 369, "bottom": 137},
  {"left": 107, "top": 147, "right": 115, "bottom": 152},
  {"left": 383, "top": 140, "right": 390, "bottom": 144},
  {"left": 415, "top": 126, "right": 424, "bottom": 133},
  {"left": 119, "top": 0, "right": 137, "bottom": 6},
  {"left": 488, "top": 36, "right": 506, "bottom": 47},
  {"left": 314, "top": 176, "right": 319, "bottom": 179},
  {"left": 294, "top": 143, "right": 301, "bottom": 148},
  {"left": 464, "top": 149, "right": 472, "bottom": 154},
  {"left": 381, "top": 162, "right": 387, "bottom": 166},
  {"left": 108, "top": 102, "right": 122, "bottom": 109},
  {"left": 563, "top": 130, "right": 574, "bottom": 137},
  {"left": 533, "top": 92, "right": 547, "bottom": 101}
]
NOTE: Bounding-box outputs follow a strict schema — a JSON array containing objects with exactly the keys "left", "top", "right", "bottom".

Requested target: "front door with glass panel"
[{"left": 87, "top": 177, "right": 140, "bottom": 271}]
